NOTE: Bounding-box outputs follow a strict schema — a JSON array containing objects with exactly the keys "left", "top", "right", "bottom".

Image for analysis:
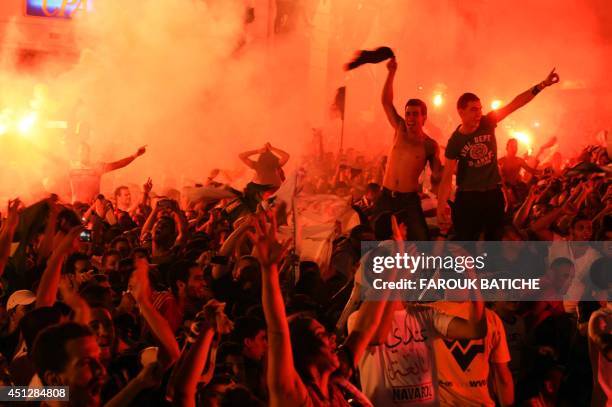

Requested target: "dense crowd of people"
[{"left": 0, "top": 61, "right": 610, "bottom": 407}]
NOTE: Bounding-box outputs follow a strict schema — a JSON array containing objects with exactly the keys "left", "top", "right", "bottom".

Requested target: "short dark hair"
[
  {"left": 405, "top": 98, "right": 427, "bottom": 117},
  {"left": 114, "top": 186, "right": 129, "bottom": 199},
  {"left": 366, "top": 183, "right": 381, "bottom": 193},
  {"left": 19, "top": 306, "right": 63, "bottom": 351},
  {"left": 589, "top": 257, "right": 611, "bottom": 290},
  {"left": 64, "top": 252, "right": 90, "bottom": 275},
  {"left": 153, "top": 216, "right": 177, "bottom": 250},
  {"left": 79, "top": 284, "right": 114, "bottom": 310},
  {"left": 233, "top": 316, "right": 266, "bottom": 344},
  {"left": 57, "top": 209, "right": 82, "bottom": 233},
  {"left": 168, "top": 260, "right": 197, "bottom": 295},
  {"left": 570, "top": 214, "right": 591, "bottom": 229},
  {"left": 32, "top": 322, "right": 93, "bottom": 383},
  {"left": 457, "top": 92, "right": 480, "bottom": 110},
  {"left": 217, "top": 341, "right": 243, "bottom": 362}
]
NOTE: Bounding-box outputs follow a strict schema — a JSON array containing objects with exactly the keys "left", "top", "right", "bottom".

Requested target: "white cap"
[{"left": 6, "top": 290, "right": 36, "bottom": 311}]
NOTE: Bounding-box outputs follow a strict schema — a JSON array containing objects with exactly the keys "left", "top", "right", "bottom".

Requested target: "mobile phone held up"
[{"left": 79, "top": 229, "right": 92, "bottom": 242}]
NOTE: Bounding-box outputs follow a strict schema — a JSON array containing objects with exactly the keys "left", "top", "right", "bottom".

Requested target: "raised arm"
[
  {"left": 140, "top": 178, "right": 153, "bottom": 209},
  {"left": 513, "top": 188, "right": 539, "bottom": 229},
  {"left": 381, "top": 57, "right": 402, "bottom": 129},
  {"left": 58, "top": 275, "right": 91, "bottom": 325},
  {"left": 268, "top": 143, "right": 290, "bottom": 166},
  {"left": 36, "top": 226, "right": 82, "bottom": 308},
  {"left": 491, "top": 69, "right": 560, "bottom": 123},
  {"left": 343, "top": 216, "right": 406, "bottom": 366},
  {"left": 519, "top": 158, "right": 540, "bottom": 175},
  {"left": 0, "top": 199, "right": 21, "bottom": 277},
  {"left": 246, "top": 213, "right": 307, "bottom": 405},
  {"left": 102, "top": 146, "right": 146, "bottom": 173},
  {"left": 211, "top": 220, "right": 252, "bottom": 280},
  {"left": 140, "top": 203, "right": 161, "bottom": 241},
  {"left": 535, "top": 137, "right": 557, "bottom": 162},
  {"left": 172, "top": 327, "right": 215, "bottom": 407},
  {"left": 529, "top": 194, "right": 578, "bottom": 240},
  {"left": 37, "top": 201, "right": 61, "bottom": 263},
  {"left": 130, "top": 259, "right": 181, "bottom": 367},
  {"left": 239, "top": 147, "right": 264, "bottom": 169},
  {"left": 172, "top": 300, "right": 233, "bottom": 406},
  {"left": 104, "top": 362, "right": 163, "bottom": 407},
  {"left": 170, "top": 204, "right": 189, "bottom": 247}
]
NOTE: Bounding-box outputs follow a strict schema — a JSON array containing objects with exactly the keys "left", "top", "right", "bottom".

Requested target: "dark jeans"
[
  {"left": 374, "top": 188, "right": 430, "bottom": 241},
  {"left": 452, "top": 187, "right": 505, "bottom": 241}
]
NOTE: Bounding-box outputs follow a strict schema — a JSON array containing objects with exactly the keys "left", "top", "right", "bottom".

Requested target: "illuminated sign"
[{"left": 26, "top": 0, "right": 90, "bottom": 19}]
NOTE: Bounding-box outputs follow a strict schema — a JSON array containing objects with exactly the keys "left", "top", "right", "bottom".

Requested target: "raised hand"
[
  {"left": 130, "top": 258, "right": 152, "bottom": 304},
  {"left": 202, "top": 299, "right": 234, "bottom": 335},
  {"left": 58, "top": 274, "right": 77, "bottom": 299},
  {"left": 387, "top": 57, "right": 397, "bottom": 73},
  {"left": 143, "top": 178, "right": 153, "bottom": 194},
  {"left": 540, "top": 136, "right": 557, "bottom": 150},
  {"left": 60, "top": 225, "right": 84, "bottom": 252},
  {"left": 135, "top": 145, "right": 147, "bottom": 157},
  {"left": 4, "top": 198, "right": 22, "bottom": 231},
  {"left": 542, "top": 68, "right": 560, "bottom": 87},
  {"left": 246, "top": 212, "right": 291, "bottom": 270}
]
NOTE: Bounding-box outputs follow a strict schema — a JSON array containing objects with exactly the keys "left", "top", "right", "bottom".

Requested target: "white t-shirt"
[
  {"left": 348, "top": 305, "right": 453, "bottom": 406},
  {"left": 588, "top": 306, "right": 612, "bottom": 407},
  {"left": 433, "top": 306, "right": 510, "bottom": 407}
]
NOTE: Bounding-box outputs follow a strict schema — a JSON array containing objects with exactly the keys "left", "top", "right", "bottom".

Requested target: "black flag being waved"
[{"left": 344, "top": 46, "right": 395, "bottom": 70}]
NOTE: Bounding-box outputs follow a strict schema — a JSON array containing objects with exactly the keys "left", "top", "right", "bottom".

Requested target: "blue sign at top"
[{"left": 26, "top": 0, "right": 90, "bottom": 19}]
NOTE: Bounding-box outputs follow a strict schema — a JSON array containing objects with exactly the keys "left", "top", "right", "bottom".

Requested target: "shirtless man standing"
[
  {"left": 498, "top": 138, "right": 539, "bottom": 186},
  {"left": 376, "top": 57, "right": 442, "bottom": 241},
  {"left": 499, "top": 138, "right": 540, "bottom": 205},
  {"left": 70, "top": 143, "right": 146, "bottom": 204}
]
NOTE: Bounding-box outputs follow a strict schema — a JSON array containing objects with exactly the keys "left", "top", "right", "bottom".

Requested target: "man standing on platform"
[
  {"left": 376, "top": 57, "right": 442, "bottom": 241},
  {"left": 437, "top": 69, "right": 560, "bottom": 240}
]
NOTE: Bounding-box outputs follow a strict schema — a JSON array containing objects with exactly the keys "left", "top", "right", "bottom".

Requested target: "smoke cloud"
[{"left": 0, "top": 0, "right": 609, "bottom": 203}]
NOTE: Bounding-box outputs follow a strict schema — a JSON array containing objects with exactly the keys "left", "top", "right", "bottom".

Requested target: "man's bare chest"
[{"left": 391, "top": 139, "right": 427, "bottom": 163}]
